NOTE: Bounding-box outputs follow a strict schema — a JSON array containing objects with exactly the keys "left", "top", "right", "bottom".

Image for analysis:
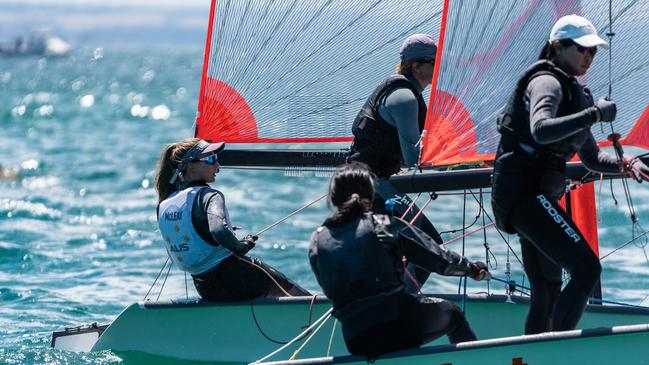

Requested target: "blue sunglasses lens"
[{"left": 199, "top": 155, "right": 218, "bottom": 165}]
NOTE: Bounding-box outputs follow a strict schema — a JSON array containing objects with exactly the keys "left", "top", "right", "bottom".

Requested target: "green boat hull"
[
  {"left": 84, "top": 294, "right": 649, "bottom": 363},
  {"left": 261, "top": 323, "right": 649, "bottom": 365}
]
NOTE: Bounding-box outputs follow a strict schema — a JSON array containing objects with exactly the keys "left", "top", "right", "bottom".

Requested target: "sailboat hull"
[
  {"left": 83, "top": 294, "right": 649, "bottom": 363},
  {"left": 261, "top": 323, "right": 649, "bottom": 365}
]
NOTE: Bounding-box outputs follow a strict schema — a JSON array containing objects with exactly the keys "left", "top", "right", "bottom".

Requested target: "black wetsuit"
[
  {"left": 348, "top": 75, "right": 444, "bottom": 291},
  {"left": 491, "top": 61, "right": 618, "bottom": 334},
  {"left": 309, "top": 213, "right": 476, "bottom": 358},
  {"left": 161, "top": 182, "right": 310, "bottom": 302}
]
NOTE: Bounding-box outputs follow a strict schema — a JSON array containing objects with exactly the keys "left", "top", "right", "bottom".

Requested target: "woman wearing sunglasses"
[
  {"left": 155, "top": 138, "right": 310, "bottom": 302},
  {"left": 492, "top": 14, "right": 649, "bottom": 335}
]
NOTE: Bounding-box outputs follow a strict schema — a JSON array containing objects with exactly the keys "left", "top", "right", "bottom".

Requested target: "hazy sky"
[{"left": 1, "top": 0, "right": 211, "bottom": 46}]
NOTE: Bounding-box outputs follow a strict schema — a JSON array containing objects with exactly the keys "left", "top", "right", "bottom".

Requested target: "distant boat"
[{"left": 0, "top": 30, "right": 71, "bottom": 57}]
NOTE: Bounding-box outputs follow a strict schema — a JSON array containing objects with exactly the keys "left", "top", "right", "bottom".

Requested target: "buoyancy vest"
[
  {"left": 496, "top": 60, "right": 595, "bottom": 163},
  {"left": 348, "top": 75, "right": 427, "bottom": 178},
  {"left": 158, "top": 186, "right": 232, "bottom": 275},
  {"left": 310, "top": 213, "right": 404, "bottom": 310},
  {"left": 492, "top": 60, "right": 596, "bottom": 233}
]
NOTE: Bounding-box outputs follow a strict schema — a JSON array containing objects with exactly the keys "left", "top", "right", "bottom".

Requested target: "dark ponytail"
[
  {"left": 323, "top": 163, "right": 375, "bottom": 227},
  {"left": 538, "top": 41, "right": 554, "bottom": 60},
  {"left": 154, "top": 138, "right": 201, "bottom": 203}
]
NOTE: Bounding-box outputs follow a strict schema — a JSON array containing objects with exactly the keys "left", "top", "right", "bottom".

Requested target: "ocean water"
[{"left": 1, "top": 47, "right": 649, "bottom": 364}]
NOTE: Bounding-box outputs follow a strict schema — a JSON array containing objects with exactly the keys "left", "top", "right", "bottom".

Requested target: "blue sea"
[{"left": 2, "top": 47, "right": 649, "bottom": 364}]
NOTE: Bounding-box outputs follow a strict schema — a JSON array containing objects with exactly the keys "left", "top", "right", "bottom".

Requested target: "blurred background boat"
[{"left": 0, "top": 29, "right": 72, "bottom": 56}]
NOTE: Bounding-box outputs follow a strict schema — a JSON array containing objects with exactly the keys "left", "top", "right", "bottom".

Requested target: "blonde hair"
[{"left": 154, "top": 138, "right": 201, "bottom": 203}]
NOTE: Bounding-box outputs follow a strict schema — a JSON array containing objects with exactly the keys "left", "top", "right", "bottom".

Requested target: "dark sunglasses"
[
  {"left": 416, "top": 58, "right": 435, "bottom": 65},
  {"left": 197, "top": 154, "right": 218, "bottom": 165},
  {"left": 575, "top": 44, "right": 597, "bottom": 56},
  {"left": 559, "top": 39, "right": 597, "bottom": 56}
]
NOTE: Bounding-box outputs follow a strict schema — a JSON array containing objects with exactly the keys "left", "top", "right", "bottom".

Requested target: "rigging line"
[
  {"left": 459, "top": 189, "right": 467, "bottom": 310},
  {"left": 607, "top": 0, "right": 614, "bottom": 99},
  {"left": 597, "top": 173, "right": 604, "bottom": 224},
  {"left": 438, "top": 207, "right": 480, "bottom": 235},
  {"left": 443, "top": 222, "right": 495, "bottom": 246},
  {"left": 466, "top": 189, "right": 525, "bottom": 268},
  {"left": 255, "top": 193, "right": 327, "bottom": 237},
  {"left": 250, "top": 304, "right": 289, "bottom": 345},
  {"left": 603, "top": 0, "right": 640, "bottom": 232},
  {"left": 408, "top": 195, "right": 434, "bottom": 225},
  {"left": 156, "top": 260, "right": 173, "bottom": 302},
  {"left": 253, "top": 307, "right": 334, "bottom": 364},
  {"left": 289, "top": 311, "right": 333, "bottom": 360},
  {"left": 458, "top": 189, "right": 467, "bottom": 296},
  {"left": 403, "top": 257, "right": 423, "bottom": 295},
  {"left": 143, "top": 257, "right": 170, "bottom": 301},
  {"left": 326, "top": 318, "right": 338, "bottom": 357},
  {"left": 235, "top": 255, "right": 293, "bottom": 297},
  {"left": 480, "top": 189, "right": 494, "bottom": 293},
  {"left": 490, "top": 276, "right": 530, "bottom": 297},
  {"left": 400, "top": 193, "right": 422, "bottom": 220},
  {"left": 600, "top": 228, "right": 649, "bottom": 261}
]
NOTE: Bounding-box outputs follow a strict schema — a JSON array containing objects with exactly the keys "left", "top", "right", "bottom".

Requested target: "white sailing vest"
[{"left": 158, "top": 186, "right": 232, "bottom": 275}]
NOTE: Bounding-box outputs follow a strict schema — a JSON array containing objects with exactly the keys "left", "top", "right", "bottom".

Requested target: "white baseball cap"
[{"left": 549, "top": 14, "right": 609, "bottom": 49}]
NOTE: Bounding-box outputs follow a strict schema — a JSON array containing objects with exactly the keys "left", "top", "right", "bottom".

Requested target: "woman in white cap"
[
  {"left": 347, "top": 34, "right": 444, "bottom": 292},
  {"left": 491, "top": 14, "right": 649, "bottom": 334},
  {"left": 155, "top": 138, "right": 309, "bottom": 302}
]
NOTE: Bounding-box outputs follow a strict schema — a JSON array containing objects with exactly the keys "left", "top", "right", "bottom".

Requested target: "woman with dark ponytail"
[
  {"left": 155, "top": 138, "right": 309, "bottom": 302},
  {"left": 309, "top": 163, "right": 489, "bottom": 358}
]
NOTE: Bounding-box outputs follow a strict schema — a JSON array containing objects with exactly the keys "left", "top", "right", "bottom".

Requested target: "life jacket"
[
  {"left": 492, "top": 60, "right": 595, "bottom": 233},
  {"left": 158, "top": 186, "right": 232, "bottom": 275},
  {"left": 496, "top": 60, "right": 595, "bottom": 164},
  {"left": 310, "top": 213, "right": 404, "bottom": 310},
  {"left": 348, "top": 75, "right": 427, "bottom": 178}
]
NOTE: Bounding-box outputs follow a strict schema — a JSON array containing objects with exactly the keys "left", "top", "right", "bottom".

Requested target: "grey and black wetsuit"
[
  {"left": 348, "top": 74, "right": 444, "bottom": 290},
  {"left": 309, "top": 213, "right": 477, "bottom": 358},
  {"left": 491, "top": 60, "right": 618, "bottom": 334},
  {"left": 158, "top": 181, "right": 309, "bottom": 302}
]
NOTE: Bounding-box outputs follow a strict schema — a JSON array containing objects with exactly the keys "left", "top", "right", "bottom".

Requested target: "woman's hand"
[
  {"left": 239, "top": 234, "right": 258, "bottom": 254},
  {"left": 470, "top": 261, "right": 491, "bottom": 281},
  {"left": 628, "top": 157, "right": 649, "bottom": 182},
  {"left": 595, "top": 97, "right": 616, "bottom": 122}
]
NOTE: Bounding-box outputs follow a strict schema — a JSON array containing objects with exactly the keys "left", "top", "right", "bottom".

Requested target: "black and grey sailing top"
[
  {"left": 525, "top": 74, "right": 618, "bottom": 172},
  {"left": 492, "top": 60, "right": 621, "bottom": 233},
  {"left": 309, "top": 213, "right": 473, "bottom": 310},
  {"left": 187, "top": 182, "right": 248, "bottom": 254},
  {"left": 377, "top": 74, "right": 424, "bottom": 167}
]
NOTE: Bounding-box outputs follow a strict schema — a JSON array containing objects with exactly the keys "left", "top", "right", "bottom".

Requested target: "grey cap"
[{"left": 399, "top": 34, "right": 437, "bottom": 62}]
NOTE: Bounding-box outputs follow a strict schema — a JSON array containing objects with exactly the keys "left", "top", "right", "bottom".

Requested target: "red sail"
[{"left": 420, "top": 0, "right": 649, "bottom": 167}]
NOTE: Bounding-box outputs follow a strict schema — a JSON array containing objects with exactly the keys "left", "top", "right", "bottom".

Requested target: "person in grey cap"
[
  {"left": 491, "top": 14, "right": 649, "bottom": 334},
  {"left": 155, "top": 138, "right": 310, "bottom": 302},
  {"left": 347, "top": 33, "right": 443, "bottom": 292}
]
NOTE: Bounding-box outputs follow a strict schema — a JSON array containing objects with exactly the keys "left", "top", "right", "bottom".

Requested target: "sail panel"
[
  {"left": 421, "top": 0, "right": 649, "bottom": 167},
  {"left": 197, "top": 0, "right": 443, "bottom": 143}
]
